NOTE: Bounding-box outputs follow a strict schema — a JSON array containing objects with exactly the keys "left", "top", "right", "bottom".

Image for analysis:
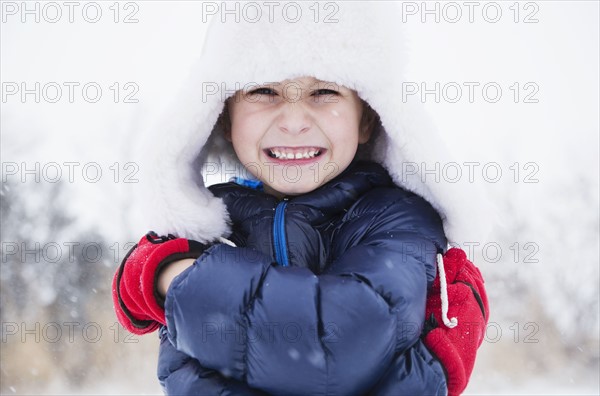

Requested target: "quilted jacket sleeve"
[
  {"left": 163, "top": 187, "right": 446, "bottom": 395},
  {"left": 157, "top": 327, "right": 268, "bottom": 395}
]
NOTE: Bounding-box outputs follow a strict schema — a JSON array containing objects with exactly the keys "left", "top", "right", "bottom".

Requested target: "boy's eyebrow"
[
  {"left": 238, "top": 79, "right": 346, "bottom": 95},
  {"left": 240, "top": 82, "right": 279, "bottom": 93},
  {"left": 313, "top": 81, "right": 342, "bottom": 90}
]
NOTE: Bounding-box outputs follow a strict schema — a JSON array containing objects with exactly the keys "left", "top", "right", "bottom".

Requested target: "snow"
[{"left": 288, "top": 347, "right": 301, "bottom": 361}]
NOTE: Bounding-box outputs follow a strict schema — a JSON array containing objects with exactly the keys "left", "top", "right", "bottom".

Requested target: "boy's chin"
[{"left": 264, "top": 179, "right": 329, "bottom": 198}]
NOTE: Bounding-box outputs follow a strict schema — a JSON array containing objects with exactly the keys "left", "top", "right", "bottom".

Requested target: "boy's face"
[{"left": 227, "top": 77, "right": 370, "bottom": 198}]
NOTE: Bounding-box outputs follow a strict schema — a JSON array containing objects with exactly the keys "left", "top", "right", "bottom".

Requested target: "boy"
[{"left": 113, "top": 3, "right": 489, "bottom": 395}]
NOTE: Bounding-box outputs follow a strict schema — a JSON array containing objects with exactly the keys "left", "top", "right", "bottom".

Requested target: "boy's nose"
[{"left": 277, "top": 102, "right": 312, "bottom": 135}]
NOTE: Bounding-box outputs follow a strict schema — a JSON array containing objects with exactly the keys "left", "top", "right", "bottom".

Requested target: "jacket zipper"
[{"left": 273, "top": 198, "right": 290, "bottom": 267}]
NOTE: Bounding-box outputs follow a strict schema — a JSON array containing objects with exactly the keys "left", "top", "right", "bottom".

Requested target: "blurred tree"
[{"left": 1, "top": 179, "right": 114, "bottom": 391}]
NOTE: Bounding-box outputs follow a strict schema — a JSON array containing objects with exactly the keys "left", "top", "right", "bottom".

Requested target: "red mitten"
[
  {"left": 423, "top": 248, "right": 489, "bottom": 396},
  {"left": 112, "top": 231, "right": 208, "bottom": 335}
]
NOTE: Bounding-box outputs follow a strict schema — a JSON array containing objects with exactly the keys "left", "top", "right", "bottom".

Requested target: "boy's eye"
[
  {"left": 248, "top": 87, "right": 277, "bottom": 96},
  {"left": 312, "top": 89, "right": 339, "bottom": 96},
  {"left": 310, "top": 88, "right": 340, "bottom": 103}
]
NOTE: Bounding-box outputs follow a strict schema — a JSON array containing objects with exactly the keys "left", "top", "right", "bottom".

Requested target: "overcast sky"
[
  {"left": 3, "top": 2, "right": 598, "bottom": 240},
  {"left": 3, "top": 2, "right": 598, "bottom": 238}
]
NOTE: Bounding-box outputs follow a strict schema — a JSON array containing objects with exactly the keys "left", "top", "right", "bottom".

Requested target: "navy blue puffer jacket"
[{"left": 157, "top": 161, "right": 448, "bottom": 395}]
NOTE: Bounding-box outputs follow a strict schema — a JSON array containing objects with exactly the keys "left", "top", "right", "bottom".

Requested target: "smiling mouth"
[{"left": 265, "top": 147, "right": 325, "bottom": 160}]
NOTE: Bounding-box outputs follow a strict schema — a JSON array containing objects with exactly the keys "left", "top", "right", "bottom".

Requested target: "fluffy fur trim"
[{"left": 134, "top": 2, "right": 492, "bottom": 245}]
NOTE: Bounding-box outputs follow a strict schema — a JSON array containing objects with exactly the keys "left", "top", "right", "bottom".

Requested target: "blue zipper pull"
[
  {"left": 273, "top": 198, "right": 290, "bottom": 267},
  {"left": 229, "top": 177, "right": 264, "bottom": 191}
]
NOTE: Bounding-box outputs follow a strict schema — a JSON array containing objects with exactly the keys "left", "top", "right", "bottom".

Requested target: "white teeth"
[{"left": 269, "top": 148, "right": 321, "bottom": 160}]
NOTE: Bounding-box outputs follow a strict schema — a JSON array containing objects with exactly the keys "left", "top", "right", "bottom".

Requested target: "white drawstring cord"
[
  {"left": 218, "top": 237, "right": 237, "bottom": 247},
  {"left": 437, "top": 253, "right": 458, "bottom": 328}
]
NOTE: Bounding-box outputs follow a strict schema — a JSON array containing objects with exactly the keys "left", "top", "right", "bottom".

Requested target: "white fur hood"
[{"left": 135, "top": 2, "right": 491, "bottom": 245}]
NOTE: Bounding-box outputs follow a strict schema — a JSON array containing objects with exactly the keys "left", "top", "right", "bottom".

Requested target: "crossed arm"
[{"left": 158, "top": 191, "right": 446, "bottom": 395}]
